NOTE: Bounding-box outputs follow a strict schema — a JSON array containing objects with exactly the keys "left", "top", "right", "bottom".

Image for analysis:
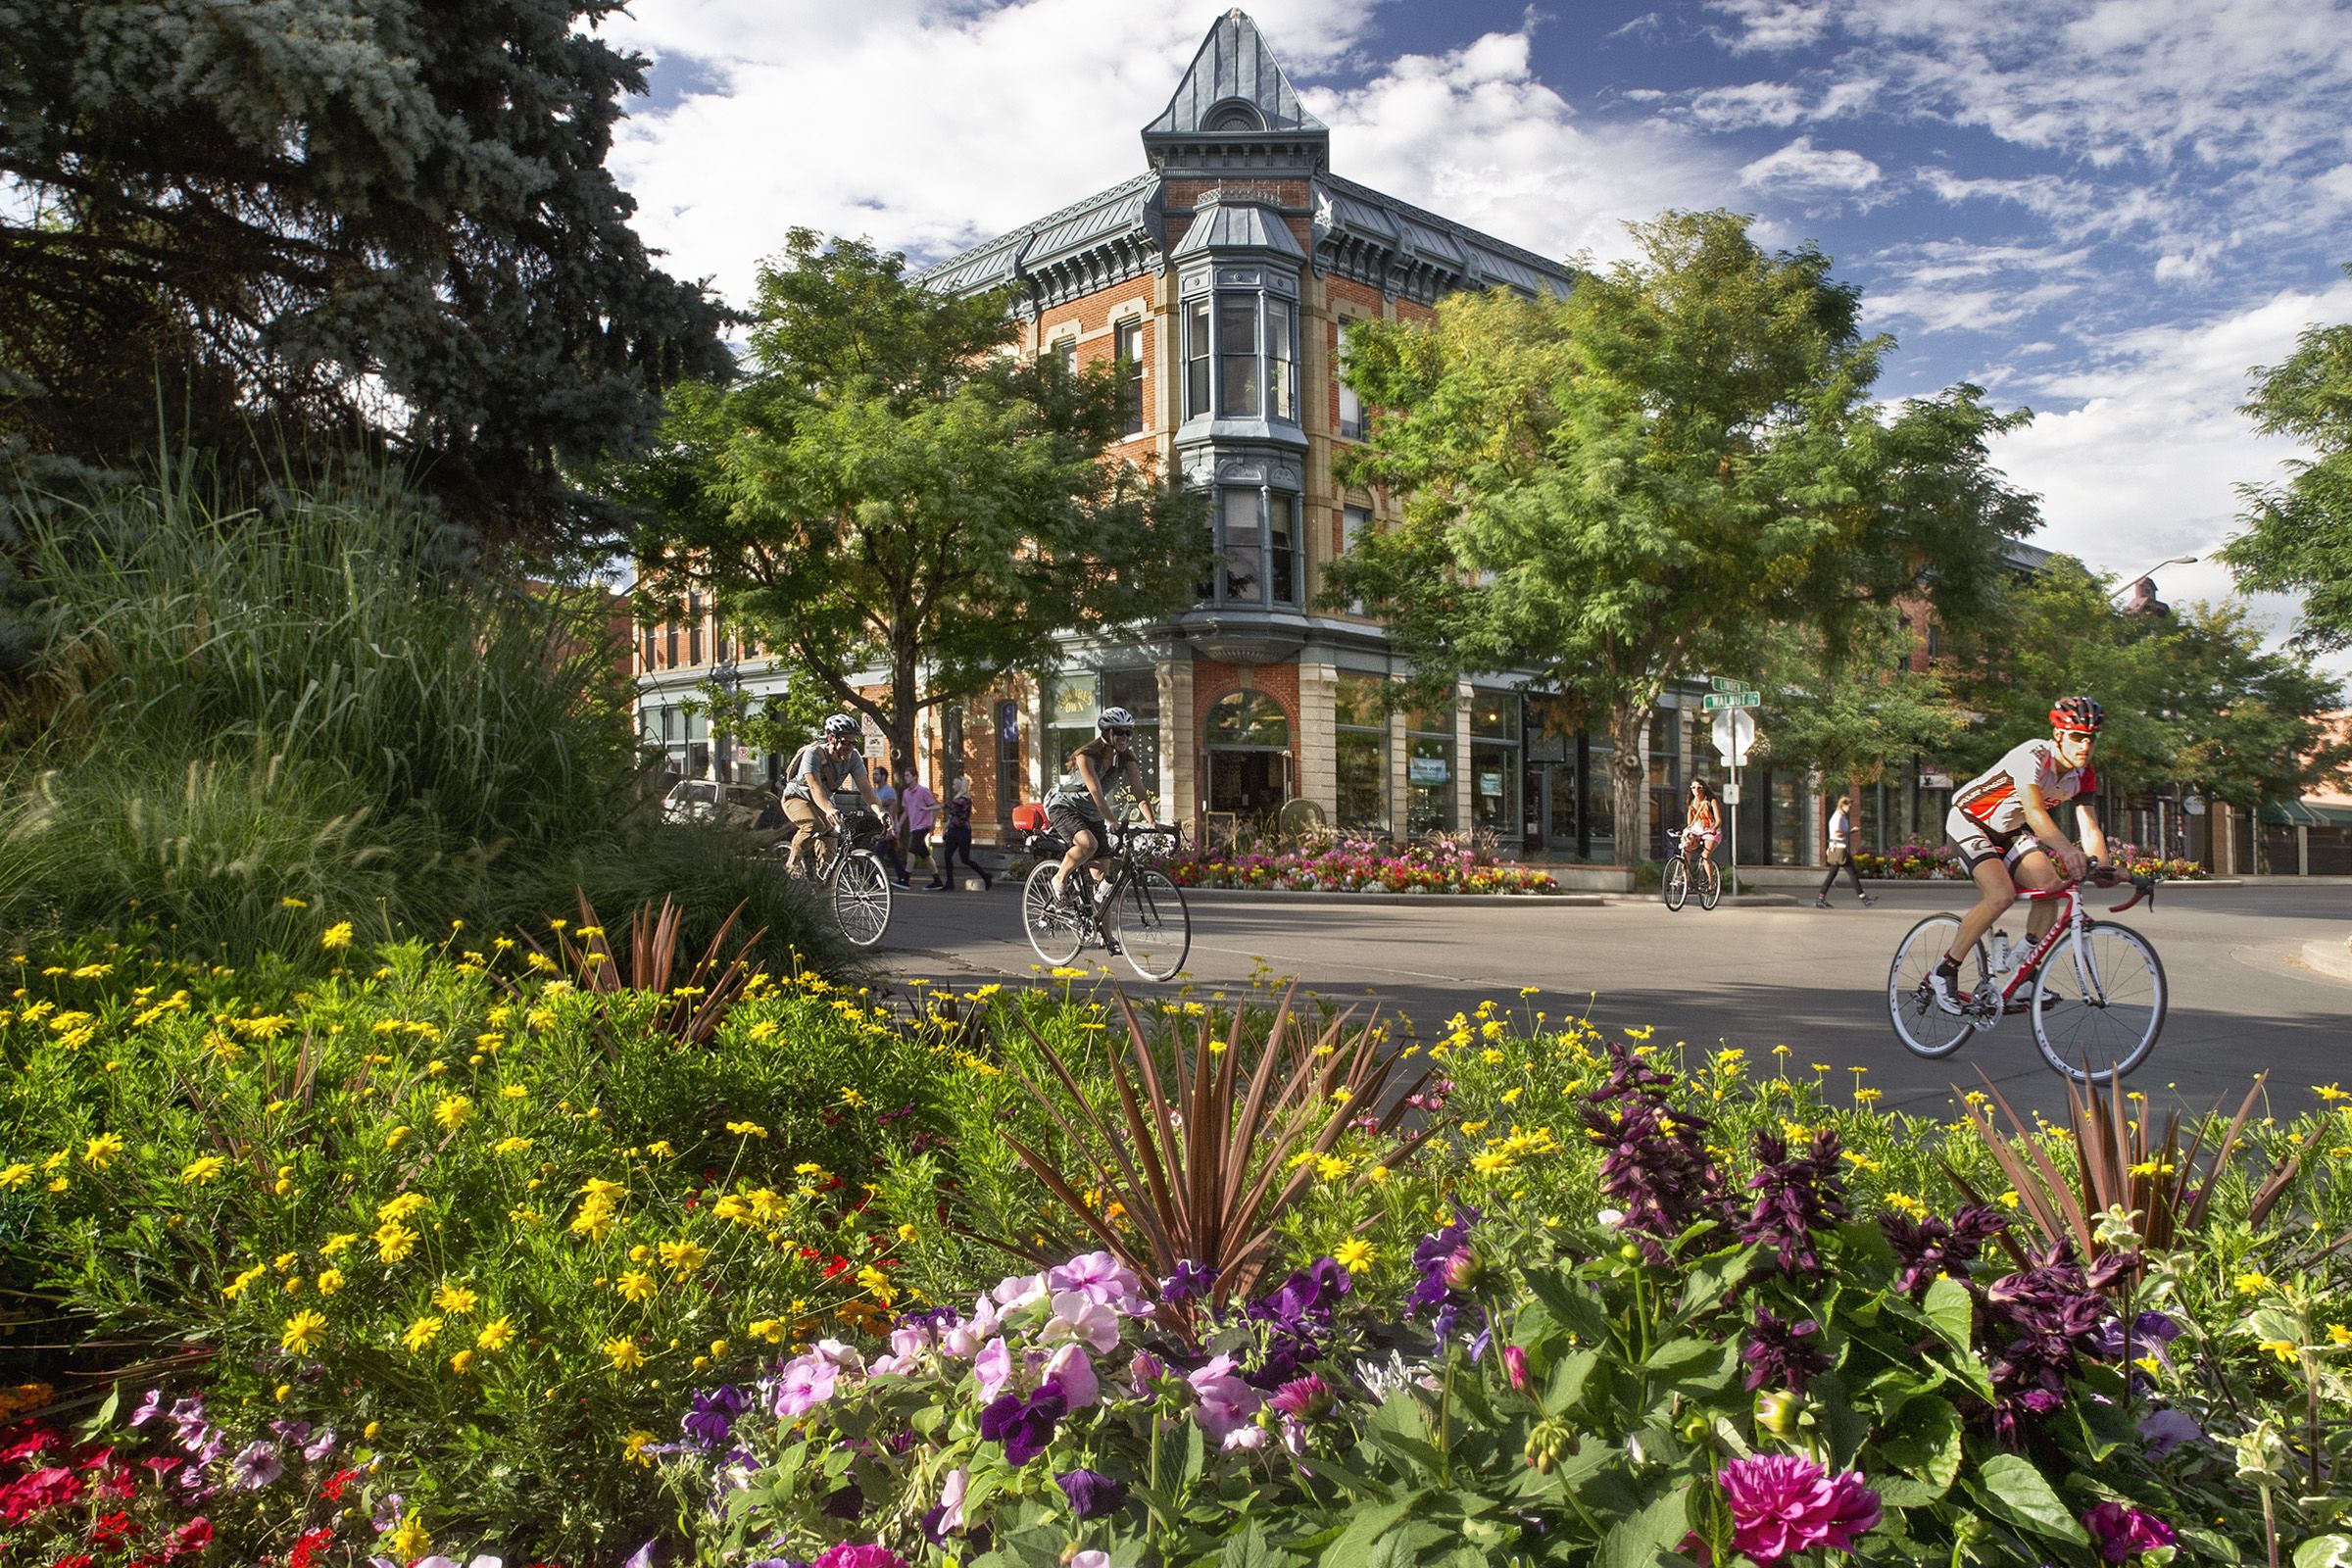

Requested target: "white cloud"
[
  {"left": 601, "top": 0, "right": 1394, "bottom": 305},
  {"left": 1988, "top": 275, "right": 2352, "bottom": 674},
  {"left": 1738, "top": 135, "right": 1882, "bottom": 203},
  {"left": 1864, "top": 280, "right": 2077, "bottom": 335}
]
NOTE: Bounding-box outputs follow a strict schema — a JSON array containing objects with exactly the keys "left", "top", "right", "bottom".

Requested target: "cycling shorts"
[
  {"left": 1945, "top": 805, "right": 2044, "bottom": 873},
  {"left": 1045, "top": 800, "right": 1107, "bottom": 846}
]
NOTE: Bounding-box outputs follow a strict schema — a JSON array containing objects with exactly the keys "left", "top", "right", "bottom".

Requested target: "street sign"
[
  {"left": 1708, "top": 676, "right": 1758, "bottom": 694},
  {"left": 1710, "top": 709, "right": 1757, "bottom": 761},
  {"left": 1702, "top": 691, "right": 1762, "bottom": 710},
  {"left": 1723, "top": 782, "right": 1742, "bottom": 806}
]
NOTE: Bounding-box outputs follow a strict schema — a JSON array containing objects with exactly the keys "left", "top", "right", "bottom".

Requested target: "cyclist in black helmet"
[
  {"left": 1928, "top": 696, "right": 2113, "bottom": 1013},
  {"left": 1045, "top": 708, "right": 1160, "bottom": 921},
  {"left": 779, "top": 714, "right": 887, "bottom": 878}
]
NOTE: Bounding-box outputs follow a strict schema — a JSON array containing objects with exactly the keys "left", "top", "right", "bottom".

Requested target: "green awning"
[{"left": 2262, "top": 799, "right": 2352, "bottom": 828}]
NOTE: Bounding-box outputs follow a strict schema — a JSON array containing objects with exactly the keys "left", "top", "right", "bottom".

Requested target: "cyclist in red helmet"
[{"left": 1928, "top": 697, "right": 2112, "bottom": 1014}]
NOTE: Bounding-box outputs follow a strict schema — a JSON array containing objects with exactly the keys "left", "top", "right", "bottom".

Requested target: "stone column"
[
  {"left": 1161, "top": 658, "right": 1195, "bottom": 836},
  {"left": 1453, "top": 680, "right": 1474, "bottom": 832},
  {"left": 1298, "top": 662, "right": 1338, "bottom": 818}
]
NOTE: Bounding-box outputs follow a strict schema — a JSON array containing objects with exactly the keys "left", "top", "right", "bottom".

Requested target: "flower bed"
[
  {"left": 1853, "top": 841, "right": 2207, "bottom": 881},
  {"left": 1164, "top": 834, "right": 1559, "bottom": 895},
  {"left": 5, "top": 949, "right": 2337, "bottom": 1566}
]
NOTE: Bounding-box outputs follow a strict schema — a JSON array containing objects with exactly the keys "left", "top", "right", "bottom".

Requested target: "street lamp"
[
  {"left": 710, "top": 659, "right": 741, "bottom": 781},
  {"left": 2108, "top": 555, "right": 2196, "bottom": 604}
]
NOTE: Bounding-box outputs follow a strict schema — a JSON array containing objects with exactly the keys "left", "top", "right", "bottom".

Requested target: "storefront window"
[
  {"left": 1335, "top": 673, "right": 1391, "bottom": 835},
  {"left": 1406, "top": 702, "right": 1456, "bottom": 835},
  {"left": 1470, "top": 689, "right": 1521, "bottom": 839},
  {"left": 1046, "top": 669, "right": 1161, "bottom": 800}
]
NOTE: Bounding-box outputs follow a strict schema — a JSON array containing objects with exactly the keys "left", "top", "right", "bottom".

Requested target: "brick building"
[{"left": 634, "top": 11, "right": 1943, "bottom": 866}]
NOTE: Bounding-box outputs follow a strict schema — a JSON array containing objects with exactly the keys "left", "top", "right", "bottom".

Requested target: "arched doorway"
[{"left": 1202, "top": 690, "right": 1292, "bottom": 819}]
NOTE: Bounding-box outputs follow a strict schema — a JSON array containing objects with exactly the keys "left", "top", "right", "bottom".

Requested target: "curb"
[
  {"left": 1175, "top": 887, "right": 1610, "bottom": 907},
  {"left": 1600, "top": 894, "right": 1800, "bottom": 908},
  {"left": 2302, "top": 939, "right": 2352, "bottom": 984}
]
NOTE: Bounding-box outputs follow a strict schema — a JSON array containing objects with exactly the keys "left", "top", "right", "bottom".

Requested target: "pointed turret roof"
[{"left": 1145, "top": 10, "right": 1325, "bottom": 136}]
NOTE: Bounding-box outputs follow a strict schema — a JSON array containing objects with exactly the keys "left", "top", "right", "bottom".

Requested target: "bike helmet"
[
  {"left": 2048, "top": 696, "right": 2104, "bottom": 734},
  {"left": 822, "top": 713, "right": 859, "bottom": 740},
  {"left": 1098, "top": 707, "right": 1136, "bottom": 734}
]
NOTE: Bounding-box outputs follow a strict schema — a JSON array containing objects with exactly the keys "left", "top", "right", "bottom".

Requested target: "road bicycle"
[
  {"left": 1662, "top": 832, "right": 1722, "bottom": 912},
  {"left": 765, "top": 810, "right": 894, "bottom": 949},
  {"left": 1020, "top": 817, "right": 1190, "bottom": 982},
  {"left": 1886, "top": 866, "right": 2165, "bottom": 1084}
]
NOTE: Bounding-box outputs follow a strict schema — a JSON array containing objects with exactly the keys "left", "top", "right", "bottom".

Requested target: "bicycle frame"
[{"left": 1980, "top": 874, "right": 2158, "bottom": 1019}]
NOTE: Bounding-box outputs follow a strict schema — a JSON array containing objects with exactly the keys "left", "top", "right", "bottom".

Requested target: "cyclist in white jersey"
[{"left": 1928, "top": 696, "right": 2112, "bottom": 1013}]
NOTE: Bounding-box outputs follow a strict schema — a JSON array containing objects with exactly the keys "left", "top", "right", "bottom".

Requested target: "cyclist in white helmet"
[
  {"left": 1929, "top": 696, "right": 2112, "bottom": 1014},
  {"left": 780, "top": 714, "right": 887, "bottom": 878},
  {"left": 1045, "top": 708, "right": 1160, "bottom": 915}
]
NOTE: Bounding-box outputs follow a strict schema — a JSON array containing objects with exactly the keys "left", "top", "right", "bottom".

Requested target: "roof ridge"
[
  {"left": 1318, "top": 171, "right": 1573, "bottom": 282},
  {"left": 909, "top": 172, "right": 1158, "bottom": 282}
]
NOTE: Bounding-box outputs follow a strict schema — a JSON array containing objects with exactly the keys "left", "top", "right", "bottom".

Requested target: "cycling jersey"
[
  {"left": 1951, "top": 738, "right": 2097, "bottom": 838},
  {"left": 782, "top": 742, "right": 870, "bottom": 803},
  {"left": 1045, "top": 737, "right": 1143, "bottom": 817}
]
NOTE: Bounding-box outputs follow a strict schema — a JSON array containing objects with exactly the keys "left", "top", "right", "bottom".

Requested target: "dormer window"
[{"left": 1205, "top": 100, "right": 1266, "bottom": 132}]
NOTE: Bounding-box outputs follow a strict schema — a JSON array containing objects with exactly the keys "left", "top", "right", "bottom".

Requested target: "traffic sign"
[
  {"left": 1702, "top": 691, "right": 1761, "bottom": 710},
  {"left": 1710, "top": 708, "right": 1757, "bottom": 761},
  {"left": 1709, "top": 676, "right": 1758, "bottom": 694}
]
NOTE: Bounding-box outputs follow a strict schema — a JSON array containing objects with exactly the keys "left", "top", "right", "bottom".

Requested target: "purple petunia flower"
[
  {"left": 228, "top": 1440, "right": 283, "bottom": 1491},
  {"left": 1055, "top": 1467, "right": 1129, "bottom": 1520},
  {"left": 683, "top": 1385, "right": 752, "bottom": 1447},
  {"left": 1159, "top": 1259, "right": 1216, "bottom": 1302},
  {"left": 978, "top": 1383, "right": 1068, "bottom": 1466},
  {"left": 2135, "top": 1407, "right": 2205, "bottom": 1455}
]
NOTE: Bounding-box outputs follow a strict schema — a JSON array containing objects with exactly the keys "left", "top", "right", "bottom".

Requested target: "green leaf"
[
  {"left": 1644, "top": 1335, "right": 1738, "bottom": 1398},
  {"left": 2295, "top": 1538, "right": 2352, "bottom": 1568},
  {"left": 1673, "top": 1242, "right": 1771, "bottom": 1320},
  {"left": 1920, "top": 1276, "right": 1974, "bottom": 1349},
  {"left": 1220, "top": 1523, "right": 1302, "bottom": 1568},
  {"left": 1544, "top": 1348, "right": 1598, "bottom": 1417},
  {"left": 1596, "top": 1484, "right": 1694, "bottom": 1568},
  {"left": 1525, "top": 1266, "right": 1612, "bottom": 1344},
  {"left": 1971, "top": 1453, "right": 2089, "bottom": 1545},
  {"left": 1878, "top": 1395, "right": 1962, "bottom": 1494}
]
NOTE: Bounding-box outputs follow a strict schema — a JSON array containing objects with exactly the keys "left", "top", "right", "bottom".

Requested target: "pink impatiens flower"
[
  {"left": 1187, "top": 1354, "right": 1263, "bottom": 1445},
  {"left": 773, "top": 1353, "right": 840, "bottom": 1419},
  {"left": 1044, "top": 1343, "right": 1100, "bottom": 1409},
  {"left": 1717, "top": 1454, "right": 1881, "bottom": 1565},
  {"left": 1046, "top": 1251, "right": 1149, "bottom": 1313},
  {"left": 974, "top": 1337, "right": 1013, "bottom": 1401}
]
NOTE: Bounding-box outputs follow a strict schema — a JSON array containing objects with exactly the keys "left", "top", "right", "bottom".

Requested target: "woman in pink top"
[{"left": 900, "top": 771, "right": 939, "bottom": 879}]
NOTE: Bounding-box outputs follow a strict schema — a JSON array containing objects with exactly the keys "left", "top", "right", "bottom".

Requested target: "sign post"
[{"left": 1710, "top": 706, "right": 1760, "bottom": 892}]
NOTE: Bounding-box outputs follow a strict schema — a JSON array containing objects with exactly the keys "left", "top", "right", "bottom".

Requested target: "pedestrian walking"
[
  {"left": 870, "top": 763, "right": 913, "bottom": 888},
  {"left": 901, "top": 769, "right": 938, "bottom": 876},
  {"left": 932, "top": 777, "right": 992, "bottom": 891},
  {"left": 1817, "top": 794, "right": 1875, "bottom": 907}
]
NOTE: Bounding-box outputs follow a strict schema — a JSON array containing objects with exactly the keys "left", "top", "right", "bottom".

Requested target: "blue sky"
[{"left": 605, "top": 0, "right": 2352, "bottom": 671}]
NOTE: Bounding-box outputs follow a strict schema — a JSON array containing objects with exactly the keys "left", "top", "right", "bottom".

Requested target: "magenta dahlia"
[{"left": 1717, "top": 1453, "right": 1882, "bottom": 1565}]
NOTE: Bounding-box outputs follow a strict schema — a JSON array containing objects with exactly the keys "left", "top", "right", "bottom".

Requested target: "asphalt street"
[{"left": 867, "top": 873, "right": 2352, "bottom": 1123}]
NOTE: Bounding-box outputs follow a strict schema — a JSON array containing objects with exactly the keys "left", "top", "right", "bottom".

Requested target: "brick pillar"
[{"left": 1298, "top": 662, "right": 1338, "bottom": 819}]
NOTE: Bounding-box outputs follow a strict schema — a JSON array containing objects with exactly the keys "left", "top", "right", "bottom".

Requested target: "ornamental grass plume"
[
  {"left": 1717, "top": 1453, "right": 1882, "bottom": 1565},
  {"left": 1740, "top": 1128, "right": 1849, "bottom": 1275}
]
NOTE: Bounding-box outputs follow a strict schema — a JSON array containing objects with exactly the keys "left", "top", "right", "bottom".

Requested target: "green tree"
[
  {"left": 2221, "top": 264, "right": 2352, "bottom": 649},
  {"left": 1749, "top": 607, "right": 1973, "bottom": 788},
  {"left": 1327, "top": 210, "right": 2039, "bottom": 862},
  {"left": 618, "top": 230, "right": 1207, "bottom": 785},
  {"left": 0, "top": 0, "right": 729, "bottom": 548}
]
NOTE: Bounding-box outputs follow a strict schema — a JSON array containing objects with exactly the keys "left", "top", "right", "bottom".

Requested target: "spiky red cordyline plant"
[
  {"left": 983, "top": 982, "right": 1441, "bottom": 1305},
  {"left": 509, "top": 892, "right": 762, "bottom": 1048},
  {"left": 1952, "top": 1069, "right": 2299, "bottom": 1279}
]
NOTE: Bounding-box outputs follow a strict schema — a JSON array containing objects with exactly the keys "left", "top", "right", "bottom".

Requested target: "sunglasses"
[{"left": 1104, "top": 727, "right": 1133, "bottom": 739}]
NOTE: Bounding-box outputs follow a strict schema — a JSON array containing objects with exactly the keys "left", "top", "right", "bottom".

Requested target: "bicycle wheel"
[
  {"left": 1662, "top": 856, "right": 1690, "bottom": 911},
  {"left": 1113, "top": 868, "right": 1190, "bottom": 982},
  {"left": 1886, "top": 913, "right": 1987, "bottom": 1058},
  {"left": 1022, "top": 861, "right": 1084, "bottom": 966},
  {"left": 2032, "top": 922, "right": 2166, "bottom": 1084},
  {"left": 832, "top": 852, "right": 893, "bottom": 948},
  {"left": 1697, "top": 856, "right": 1722, "bottom": 911}
]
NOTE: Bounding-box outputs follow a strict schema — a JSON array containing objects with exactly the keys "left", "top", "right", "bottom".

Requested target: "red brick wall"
[
  {"left": 1191, "top": 661, "right": 1303, "bottom": 775},
  {"left": 1037, "top": 274, "right": 1159, "bottom": 455}
]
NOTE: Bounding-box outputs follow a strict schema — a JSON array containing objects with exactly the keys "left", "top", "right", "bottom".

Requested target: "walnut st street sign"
[{"left": 1702, "top": 690, "right": 1762, "bottom": 710}]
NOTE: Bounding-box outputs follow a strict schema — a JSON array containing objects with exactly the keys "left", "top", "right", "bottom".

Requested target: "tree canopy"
[
  {"left": 1327, "top": 210, "right": 2040, "bottom": 861},
  {"left": 617, "top": 230, "right": 1207, "bottom": 782},
  {"left": 2220, "top": 263, "right": 2352, "bottom": 651},
  {"left": 0, "top": 0, "right": 730, "bottom": 549}
]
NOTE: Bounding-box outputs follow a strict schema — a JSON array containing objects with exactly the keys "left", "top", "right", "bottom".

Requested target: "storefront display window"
[{"left": 1335, "top": 672, "right": 1391, "bottom": 834}]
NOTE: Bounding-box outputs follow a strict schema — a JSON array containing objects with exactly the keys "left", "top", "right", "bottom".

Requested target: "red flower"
[
  {"left": 45, "top": 1554, "right": 96, "bottom": 1568},
  {"left": 92, "top": 1510, "right": 140, "bottom": 1545},
  {"left": 1, "top": 1463, "right": 82, "bottom": 1522},
  {"left": 319, "top": 1465, "right": 360, "bottom": 1501},
  {"left": 287, "top": 1525, "right": 337, "bottom": 1568},
  {"left": 0, "top": 1426, "right": 60, "bottom": 1464},
  {"left": 821, "top": 1254, "right": 851, "bottom": 1279},
  {"left": 165, "top": 1517, "right": 213, "bottom": 1556}
]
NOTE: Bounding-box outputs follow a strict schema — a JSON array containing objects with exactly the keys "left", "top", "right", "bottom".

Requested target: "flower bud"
[
  {"left": 1502, "top": 1345, "right": 1530, "bottom": 1394},
  {"left": 1619, "top": 1243, "right": 1642, "bottom": 1262},
  {"left": 1755, "top": 1391, "right": 1803, "bottom": 1438},
  {"left": 1442, "top": 1245, "right": 1484, "bottom": 1292},
  {"left": 1681, "top": 1413, "right": 1711, "bottom": 1446}
]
